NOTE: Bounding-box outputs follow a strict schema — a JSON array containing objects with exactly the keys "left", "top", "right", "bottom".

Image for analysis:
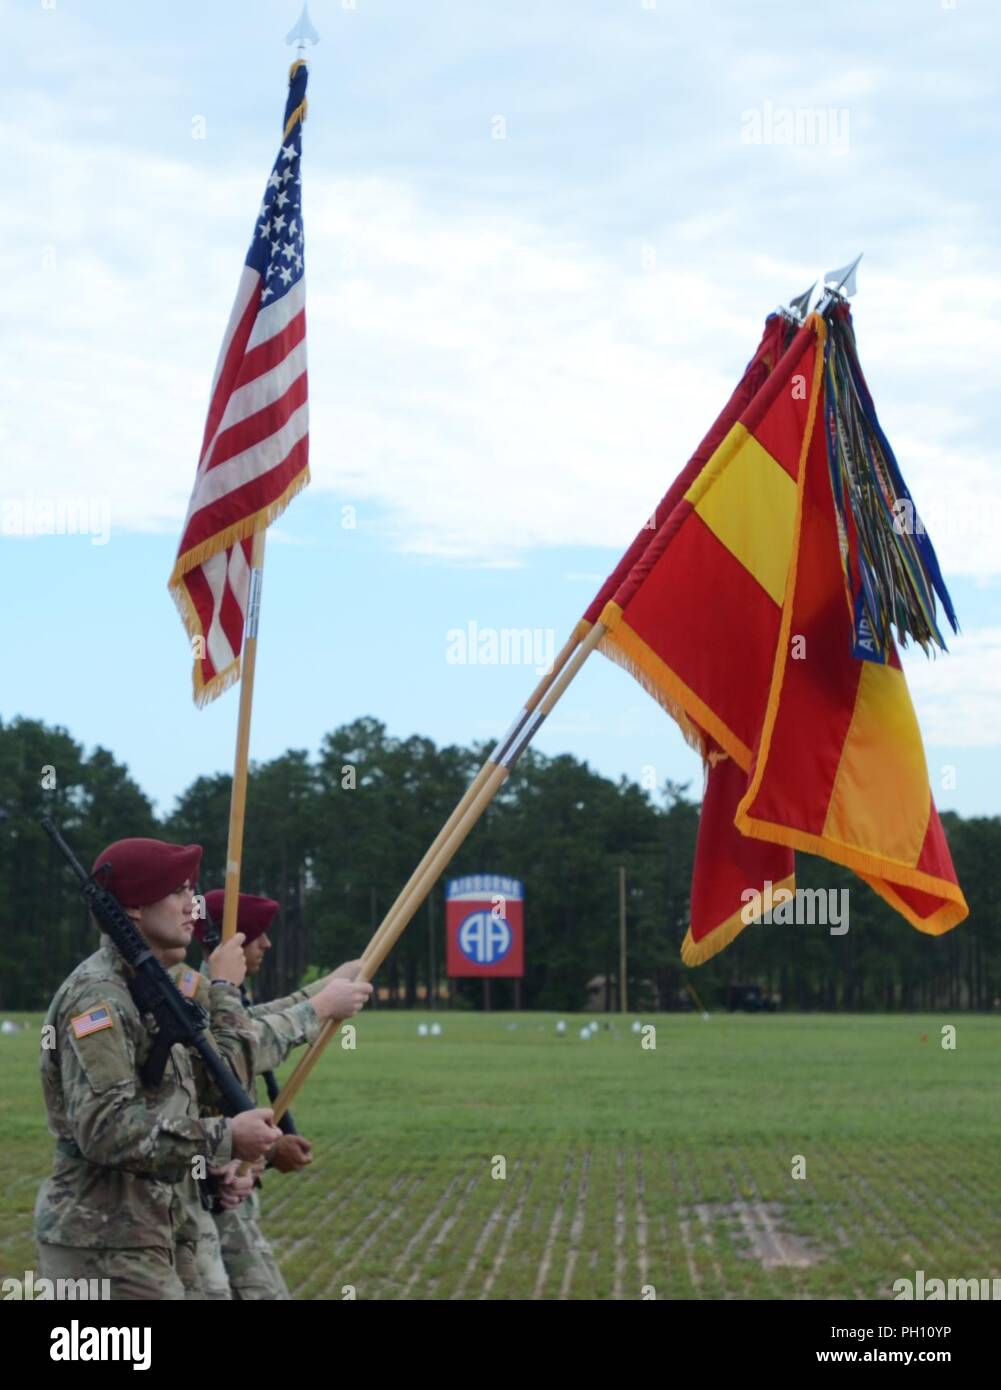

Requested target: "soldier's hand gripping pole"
[
  {"left": 201, "top": 915, "right": 298, "bottom": 1135},
  {"left": 42, "top": 816, "right": 257, "bottom": 1116},
  {"left": 263, "top": 620, "right": 607, "bottom": 1126}
]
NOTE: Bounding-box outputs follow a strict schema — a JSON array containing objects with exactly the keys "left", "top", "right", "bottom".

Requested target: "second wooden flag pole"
[{"left": 264, "top": 619, "right": 606, "bottom": 1126}]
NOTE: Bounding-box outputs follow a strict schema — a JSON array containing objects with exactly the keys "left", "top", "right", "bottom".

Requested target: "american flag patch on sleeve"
[
  {"left": 70, "top": 1005, "right": 114, "bottom": 1040},
  {"left": 178, "top": 969, "right": 199, "bottom": 999}
]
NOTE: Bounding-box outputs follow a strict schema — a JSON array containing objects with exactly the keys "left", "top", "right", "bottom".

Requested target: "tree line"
[{"left": 1, "top": 714, "right": 998, "bottom": 1012}]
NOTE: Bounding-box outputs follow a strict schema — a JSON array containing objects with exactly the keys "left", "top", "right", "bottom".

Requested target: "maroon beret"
[
  {"left": 92, "top": 838, "right": 203, "bottom": 908},
  {"left": 198, "top": 890, "right": 280, "bottom": 946}
]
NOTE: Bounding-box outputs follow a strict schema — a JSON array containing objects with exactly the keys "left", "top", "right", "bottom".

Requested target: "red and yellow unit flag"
[
  {"left": 168, "top": 62, "right": 311, "bottom": 705},
  {"left": 585, "top": 307, "right": 967, "bottom": 964}
]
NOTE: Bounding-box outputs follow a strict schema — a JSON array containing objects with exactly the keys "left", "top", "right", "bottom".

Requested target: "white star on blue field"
[{"left": 251, "top": 109, "right": 305, "bottom": 304}]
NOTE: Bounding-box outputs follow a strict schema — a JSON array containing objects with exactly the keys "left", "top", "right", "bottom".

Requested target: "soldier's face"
[
  {"left": 244, "top": 932, "right": 271, "bottom": 975},
  {"left": 132, "top": 882, "right": 197, "bottom": 963}
]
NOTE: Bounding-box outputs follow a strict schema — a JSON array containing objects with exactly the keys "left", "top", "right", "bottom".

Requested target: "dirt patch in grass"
[{"left": 680, "top": 1200, "right": 825, "bottom": 1269}]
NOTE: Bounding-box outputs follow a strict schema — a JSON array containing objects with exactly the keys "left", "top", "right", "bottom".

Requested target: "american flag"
[
  {"left": 169, "top": 61, "right": 311, "bottom": 705},
  {"left": 71, "top": 1006, "right": 113, "bottom": 1039}
]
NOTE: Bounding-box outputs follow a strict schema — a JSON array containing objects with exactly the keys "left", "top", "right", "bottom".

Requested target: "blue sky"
[{"left": 1, "top": 0, "right": 998, "bottom": 819}]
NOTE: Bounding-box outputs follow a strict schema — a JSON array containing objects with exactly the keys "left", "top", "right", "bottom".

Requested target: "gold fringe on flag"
[
  {"left": 167, "top": 468, "right": 310, "bottom": 706},
  {"left": 680, "top": 872, "right": 797, "bottom": 966}
]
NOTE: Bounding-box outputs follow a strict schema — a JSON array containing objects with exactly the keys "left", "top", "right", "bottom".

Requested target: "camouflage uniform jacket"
[
  {"left": 212, "top": 977, "right": 326, "bottom": 1285},
  {"left": 35, "top": 939, "right": 255, "bottom": 1250},
  {"left": 247, "top": 978, "right": 325, "bottom": 1079},
  {"left": 179, "top": 969, "right": 324, "bottom": 1224},
  {"left": 186, "top": 964, "right": 325, "bottom": 1083}
]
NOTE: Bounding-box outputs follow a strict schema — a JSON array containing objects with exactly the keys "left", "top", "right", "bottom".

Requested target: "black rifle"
[
  {"left": 42, "top": 816, "right": 256, "bottom": 1117},
  {"left": 200, "top": 915, "right": 299, "bottom": 1137}
]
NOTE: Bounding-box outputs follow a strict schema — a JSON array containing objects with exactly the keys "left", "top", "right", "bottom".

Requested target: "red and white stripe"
[{"left": 169, "top": 269, "right": 309, "bottom": 703}]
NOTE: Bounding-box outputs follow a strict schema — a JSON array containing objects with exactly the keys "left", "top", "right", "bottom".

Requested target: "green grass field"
[{"left": 2, "top": 1011, "right": 998, "bottom": 1300}]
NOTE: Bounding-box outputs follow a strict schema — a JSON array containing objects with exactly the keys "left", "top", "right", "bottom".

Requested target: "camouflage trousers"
[
  {"left": 37, "top": 1241, "right": 186, "bottom": 1301},
  {"left": 167, "top": 1174, "right": 233, "bottom": 1300},
  {"left": 214, "top": 1194, "right": 290, "bottom": 1301},
  {"left": 180, "top": 1201, "right": 232, "bottom": 1300}
]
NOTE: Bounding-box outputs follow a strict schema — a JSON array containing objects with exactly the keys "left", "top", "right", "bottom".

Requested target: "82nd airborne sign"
[{"left": 446, "top": 874, "right": 525, "bottom": 978}]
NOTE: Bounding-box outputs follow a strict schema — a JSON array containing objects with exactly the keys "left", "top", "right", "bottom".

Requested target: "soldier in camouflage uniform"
[
  {"left": 193, "top": 890, "right": 371, "bottom": 1300},
  {"left": 167, "top": 959, "right": 262, "bottom": 1300},
  {"left": 167, "top": 959, "right": 259, "bottom": 1301},
  {"left": 34, "top": 837, "right": 281, "bottom": 1300}
]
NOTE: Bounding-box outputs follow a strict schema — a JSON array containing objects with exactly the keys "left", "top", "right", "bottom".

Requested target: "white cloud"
[
  {"left": 2, "top": 1, "right": 998, "bottom": 581},
  {"left": 6, "top": 129, "right": 997, "bottom": 578},
  {"left": 902, "top": 628, "right": 1001, "bottom": 748},
  {"left": 0, "top": 1, "right": 996, "bottom": 822},
  {"left": 0, "top": 129, "right": 771, "bottom": 562}
]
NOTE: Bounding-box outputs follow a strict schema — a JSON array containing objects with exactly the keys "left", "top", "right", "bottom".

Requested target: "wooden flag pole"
[
  {"left": 221, "top": 529, "right": 267, "bottom": 942},
  {"left": 619, "top": 864, "right": 627, "bottom": 1013},
  {"left": 343, "top": 624, "right": 585, "bottom": 963},
  {"left": 265, "top": 620, "right": 607, "bottom": 1124}
]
